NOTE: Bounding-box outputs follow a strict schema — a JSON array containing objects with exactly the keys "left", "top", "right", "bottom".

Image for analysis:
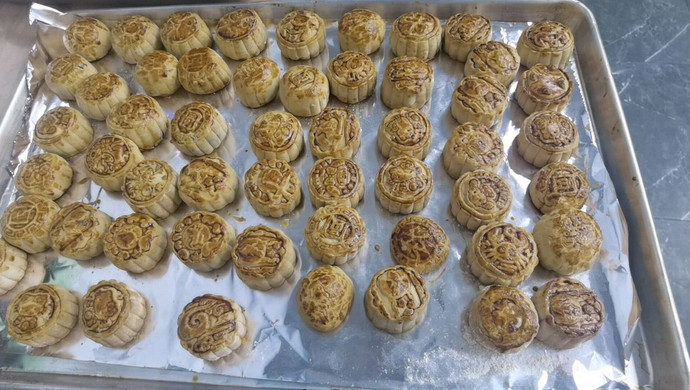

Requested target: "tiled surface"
[{"left": 0, "top": 0, "right": 688, "bottom": 373}]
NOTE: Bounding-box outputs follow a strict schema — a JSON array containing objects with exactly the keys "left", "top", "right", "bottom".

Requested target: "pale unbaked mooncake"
[
  {"left": 161, "top": 11, "right": 212, "bottom": 58},
  {"left": 81, "top": 280, "right": 148, "bottom": 347},
  {"left": 170, "top": 101, "right": 229, "bottom": 156},
  {"left": 249, "top": 111, "right": 303, "bottom": 162},
  {"left": 517, "top": 111, "right": 579, "bottom": 168},
  {"left": 216, "top": 9, "right": 267, "bottom": 60},
  {"left": 309, "top": 107, "right": 361, "bottom": 159},
  {"left": 378, "top": 107, "right": 432, "bottom": 160},
  {"left": 171, "top": 211, "right": 236, "bottom": 272},
  {"left": 364, "top": 265, "right": 429, "bottom": 334},
  {"left": 107, "top": 94, "right": 169, "bottom": 151},
  {"left": 297, "top": 265, "right": 354, "bottom": 332},
  {"left": 465, "top": 41, "right": 521, "bottom": 86},
  {"left": 375, "top": 155, "right": 433, "bottom": 214},
  {"left": 444, "top": 13, "right": 492, "bottom": 62},
  {"left": 450, "top": 170, "right": 512, "bottom": 230},
  {"left": 103, "top": 213, "right": 168, "bottom": 273},
  {"left": 178, "top": 156, "right": 239, "bottom": 211},
  {"left": 232, "top": 225, "right": 298, "bottom": 291},
  {"left": 308, "top": 157, "right": 365, "bottom": 208},
  {"left": 122, "top": 160, "right": 182, "bottom": 220},
  {"left": 276, "top": 10, "right": 326, "bottom": 60},
  {"left": 517, "top": 21, "right": 575, "bottom": 69},
  {"left": 390, "top": 12, "right": 442, "bottom": 60},
  {"left": 279, "top": 65, "right": 329, "bottom": 117},
  {"left": 326, "top": 51, "right": 377, "bottom": 104},
  {"left": 177, "top": 294, "right": 248, "bottom": 361},
  {"left": 111, "top": 15, "right": 161, "bottom": 64},
  {"left": 469, "top": 285, "right": 539, "bottom": 353},
  {"left": 244, "top": 159, "right": 301, "bottom": 218},
  {"left": 85, "top": 135, "right": 145, "bottom": 192},
  {"left": 34, "top": 106, "right": 93, "bottom": 158},
  {"left": 451, "top": 75, "right": 508, "bottom": 127},
  {"left": 391, "top": 215, "right": 449, "bottom": 274},
  {"left": 5, "top": 283, "right": 79, "bottom": 347},
  {"left": 0, "top": 239, "right": 28, "bottom": 296},
  {"left": 516, "top": 63, "right": 573, "bottom": 114},
  {"left": 528, "top": 161, "right": 590, "bottom": 213},
  {"left": 1, "top": 195, "right": 60, "bottom": 254},
  {"left": 63, "top": 17, "right": 111, "bottom": 62},
  {"left": 49, "top": 202, "right": 112, "bottom": 261},
  {"left": 442, "top": 122, "right": 504, "bottom": 179},
  {"left": 338, "top": 9, "right": 385, "bottom": 54},
  {"left": 75, "top": 72, "right": 131, "bottom": 121},
  {"left": 44, "top": 54, "right": 97, "bottom": 100},
  {"left": 381, "top": 56, "right": 434, "bottom": 109},
  {"left": 134, "top": 50, "right": 181, "bottom": 97},
  {"left": 178, "top": 48, "right": 232, "bottom": 95},
  {"left": 233, "top": 56, "right": 280, "bottom": 108},
  {"left": 15, "top": 153, "right": 73, "bottom": 200},
  {"left": 304, "top": 204, "right": 367, "bottom": 265}
]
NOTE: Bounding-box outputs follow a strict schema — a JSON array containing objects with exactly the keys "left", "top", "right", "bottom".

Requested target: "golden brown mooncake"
[
  {"left": 170, "top": 101, "right": 229, "bottom": 156},
  {"left": 390, "top": 215, "right": 449, "bottom": 274},
  {"left": 233, "top": 56, "right": 280, "bottom": 108},
  {"left": 75, "top": 72, "right": 131, "bottom": 121},
  {"left": 232, "top": 225, "right": 298, "bottom": 291},
  {"left": 381, "top": 56, "right": 433, "bottom": 109},
  {"left": 63, "top": 17, "right": 111, "bottom": 62},
  {"left": 49, "top": 202, "right": 112, "bottom": 261},
  {"left": 375, "top": 155, "right": 433, "bottom": 214},
  {"left": 80, "top": 280, "right": 148, "bottom": 347},
  {"left": 216, "top": 9, "right": 267, "bottom": 60},
  {"left": 33, "top": 106, "right": 93, "bottom": 158},
  {"left": 304, "top": 204, "right": 367, "bottom": 265},
  {"left": 103, "top": 213, "right": 167, "bottom": 273},
  {"left": 276, "top": 10, "right": 326, "bottom": 60},
  {"left": 528, "top": 162, "right": 590, "bottom": 213},
  {"left": 177, "top": 47, "right": 232, "bottom": 95},
  {"left": 450, "top": 170, "right": 512, "bottom": 231},
  {"left": 244, "top": 159, "right": 302, "bottom": 218},
  {"left": 443, "top": 13, "right": 492, "bottom": 62},
  {"left": 15, "top": 153, "right": 73, "bottom": 200},
  {"left": 160, "top": 11, "right": 212, "bottom": 58},
  {"left": 517, "top": 111, "right": 579, "bottom": 168},
  {"left": 44, "top": 54, "right": 97, "bottom": 100},
  {"left": 516, "top": 63, "right": 573, "bottom": 114},
  {"left": 85, "top": 135, "right": 145, "bottom": 192},
  {"left": 134, "top": 50, "right": 181, "bottom": 97},
  {"left": 442, "top": 122, "right": 504, "bottom": 179},
  {"left": 297, "top": 266, "right": 355, "bottom": 332},
  {"left": 178, "top": 156, "right": 239, "bottom": 211},
  {"left": 338, "top": 9, "right": 385, "bottom": 54},
  {"left": 0, "top": 195, "right": 60, "bottom": 254},
  {"left": 450, "top": 75, "right": 508, "bottom": 127},
  {"left": 5, "top": 283, "right": 79, "bottom": 347},
  {"left": 249, "top": 111, "right": 303, "bottom": 162},
  {"left": 107, "top": 94, "right": 169, "bottom": 151},
  {"left": 390, "top": 12, "right": 442, "bottom": 60},
  {"left": 308, "top": 157, "right": 365, "bottom": 208},
  {"left": 517, "top": 21, "right": 575, "bottom": 69},
  {"left": 465, "top": 41, "right": 521, "bottom": 86},
  {"left": 122, "top": 160, "right": 182, "bottom": 220},
  {"left": 0, "top": 239, "right": 28, "bottom": 296},
  {"left": 377, "top": 107, "right": 432, "bottom": 160},
  {"left": 364, "top": 265, "right": 429, "bottom": 334},
  {"left": 309, "top": 107, "right": 361, "bottom": 159},
  {"left": 177, "top": 294, "right": 248, "bottom": 361},
  {"left": 171, "top": 211, "right": 236, "bottom": 272},
  {"left": 111, "top": 15, "right": 161, "bottom": 64},
  {"left": 279, "top": 65, "right": 329, "bottom": 117},
  {"left": 326, "top": 51, "right": 377, "bottom": 104}
]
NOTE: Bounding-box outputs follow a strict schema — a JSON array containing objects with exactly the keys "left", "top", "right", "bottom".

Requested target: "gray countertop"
[{"left": 0, "top": 0, "right": 688, "bottom": 366}]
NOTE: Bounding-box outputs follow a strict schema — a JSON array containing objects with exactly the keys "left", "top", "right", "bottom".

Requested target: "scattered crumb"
[
  {"left": 192, "top": 375, "right": 198, "bottom": 383},
  {"left": 231, "top": 215, "right": 246, "bottom": 222},
  {"left": 78, "top": 177, "right": 89, "bottom": 184},
  {"left": 374, "top": 244, "right": 380, "bottom": 252},
  {"left": 281, "top": 219, "right": 290, "bottom": 228}
]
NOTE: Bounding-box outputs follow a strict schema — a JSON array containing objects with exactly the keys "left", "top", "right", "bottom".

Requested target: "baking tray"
[{"left": 0, "top": 0, "right": 687, "bottom": 388}]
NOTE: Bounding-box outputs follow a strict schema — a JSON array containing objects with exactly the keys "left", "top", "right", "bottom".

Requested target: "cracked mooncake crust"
[
  {"left": 34, "top": 106, "right": 94, "bottom": 157},
  {"left": 442, "top": 122, "right": 504, "bottom": 179},
  {"left": 172, "top": 211, "right": 236, "bottom": 272},
  {"left": 468, "top": 222, "right": 538, "bottom": 287},
  {"left": 276, "top": 10, "right": 326, "bottom": 60},
  {"left": 232, "top": 225, "right": 298, "bottom": 291},
  {"left": 375, "top": 155, "right": 433, "bottom": 214},
  {"left": 381, "top": 56, "right": 434, "bottom": 109},
  {"left": 49, "top": 202, "right": 112, "bottom": 261},
  {"left": 469, "top": 285, "right": 539, "bottom": 353},
  {"left": 134, "top": 50, "right": 181, "bottom": 97},
  {"left": 326, "top": 51, "right": 377, "bottom": 104},
  {"left": 75, "top": 72, "right": 131, "bottom": 121},
  {"left": 178, "top": 48, "right": 232, "bottom": 95},
  {"left": 63, "top": 17, "right": 111, "bottom": 62},
  {"left": 111, "top": 15, "right": 161, "bottom": 64},
  {"left": 451, "top": 75, "right": 508, "bottom": 127},
  {"left": 45, "top": 54, "right": 97, "bottom": 100},
  {"left": 443, "top": 13, "right": 492, "bottom": 62},
  {"left": 279, "top": 65, "right": 329, "bottom": 117},
  {"left": 233, "top": 56, "right": 280, "bottom": 108},
  {"left": 178, "top": 156, "right": 239, "bottom": 211},
  {"left": 216, "top": 9, "right": 267, "bottom": 60},
  {"left": 161, "top": 11, "right": 212, "bottom": 58},
  {"left": 1, "top": 195, "right": 60, "bottom": 254},
  {"left": 0, "top": 239, "right": 28, "bottom": 295},
  {"left": 170, "top": 101, "right": 229, "bottom": 156},
  {"left": 5, "top": 283, "right": 79, "bottom": 347},
  {"left": 308, "top": 157, "right": 365, "bottom": 208},
  {"left": 85, "top": 135, "right": 145, "bottom": 191},
  {"left": 107, "top": 94, "right": 169, "bottom": 150},
  {"left": 122, "top": 160, "right": 181, "bottom": 219},
  {"left": 464, "top": 41, "right": 520, "bottom": 86},
  {"left": 516, "top": 63, "right": 573, "bottom": 114},
  {"left": 528, "top": 162, "right": 590, "bottom": 214},
  {"left": 391, "top": 216, "right": 449, "bottom": 274},
  {"left": 297, "top": 266, "right": 354, "bottom": 332},
  {"left": 244, "top": 159, "right": 301, "bottom": 218},
  {"left": 364, "top": 265, "right": 429, "bottom": 334},
  {"left": 450, "top": 170, "right": 512, "bottom": 230},
  {"left": 377, "top": 107, "right": 432, "bottom": 160},
  {"left": 390, "top": 12, "right": 442, "bottom": 60},
  {"left": 338, "top": 9, "right": 385, "bottom": 54},
  {"left": 177, "top": 294, "right": 247, "bottom": 361},
  {"left": 304, "top": 204, "right": 367, "bottom": 265},
  {"left": 533, "top": 208, "right": 603, "bottom": 275},
  {"left": 309, "top": 107, "right": 361, "bottom": 159},
  {"left": 517, "top": 111, "right": 579, "bottom": 168},
  {"left": 103, "top": 213, "right": 167, "bottom": 273},
  {"left": 532, "top": 277, "right": 605, "bottom": 349},
  {"left": 517, "top": 21, "right": 574, "bottom": 69},
  {"left": 81, "top": 280, "right": 147, "bottom": 347},
  {"left": 249, "top": 111, "right": 303, "bottom": 162},
  {"left": 15, "top": 153, "right": 73, "bottom": 200}
]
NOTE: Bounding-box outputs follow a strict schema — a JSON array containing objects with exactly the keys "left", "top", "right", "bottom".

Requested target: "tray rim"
[{"left": 1, "top": 0, "right": 687, "bottom": 388}]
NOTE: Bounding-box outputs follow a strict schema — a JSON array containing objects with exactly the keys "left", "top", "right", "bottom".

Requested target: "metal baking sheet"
[{"left": 0, "top": 1, "right": 687, "bottom": 388}]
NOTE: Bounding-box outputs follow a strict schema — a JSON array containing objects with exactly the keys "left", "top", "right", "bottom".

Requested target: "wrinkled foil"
[{"left": 0, "top": 3, "right": 648, "bottom": 389}]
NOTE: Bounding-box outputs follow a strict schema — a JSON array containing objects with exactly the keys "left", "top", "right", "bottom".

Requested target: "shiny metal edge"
[{"left": 2, "top": 0, "right": 686, "bottom": 388}]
